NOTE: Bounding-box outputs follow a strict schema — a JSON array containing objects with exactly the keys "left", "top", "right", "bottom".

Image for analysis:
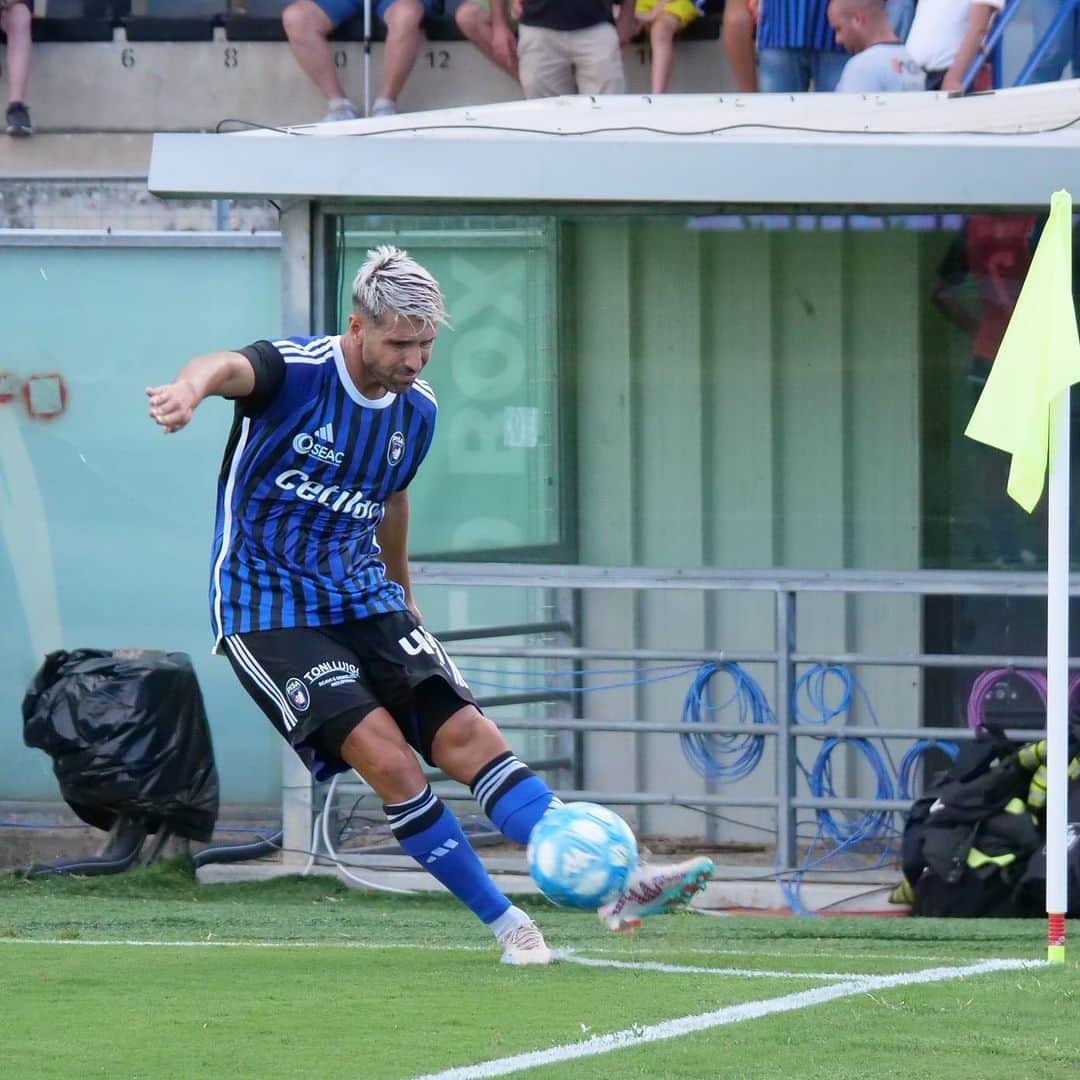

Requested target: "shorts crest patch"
[{"left": 285, "top": 677, "right": 310, "bottom": 712}]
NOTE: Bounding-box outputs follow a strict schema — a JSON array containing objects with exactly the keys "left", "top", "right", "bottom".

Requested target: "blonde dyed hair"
[{"left": 351, "top": 245, "right": 449, "bottom": 329}]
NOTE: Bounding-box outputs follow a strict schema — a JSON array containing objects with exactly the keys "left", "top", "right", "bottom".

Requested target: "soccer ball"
[{"left": 527, "top": 802, "right": 637, "bottom": 909}]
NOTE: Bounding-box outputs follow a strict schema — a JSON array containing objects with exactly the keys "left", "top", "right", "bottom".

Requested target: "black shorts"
[{"left": 222, "top": 611, "right": 477, "bottom": 779}]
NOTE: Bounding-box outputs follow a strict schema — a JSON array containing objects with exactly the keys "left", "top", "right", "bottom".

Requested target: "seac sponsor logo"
[
  {"left": 387, "top": 431, "right": 405, "bottom": 466},
  {"left": 274, "top": 469, "right": 381, "bottom": 520},
  {"left": 285, "top": 677, "right": 310, "bottom": 712},
  {"left": 292, "top": 427, "right": 344, "bottom": 465}
]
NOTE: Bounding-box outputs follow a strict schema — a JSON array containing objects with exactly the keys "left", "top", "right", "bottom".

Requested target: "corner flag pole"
[
  {"left": 965, "top": 189, "right": 1080, "bottom": 964},
  {"left": 1046, "top": 384, "right": 1070, "bottom": 964}
]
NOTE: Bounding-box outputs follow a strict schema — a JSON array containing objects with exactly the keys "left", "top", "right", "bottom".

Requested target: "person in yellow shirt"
[{"left": 635, "top": 0, "right": 704, "bottom": 92}]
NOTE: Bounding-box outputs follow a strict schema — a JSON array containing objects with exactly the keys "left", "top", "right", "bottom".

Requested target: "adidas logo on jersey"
[{"left": 292, "top": 426, "right": 343, "bottom": 465}]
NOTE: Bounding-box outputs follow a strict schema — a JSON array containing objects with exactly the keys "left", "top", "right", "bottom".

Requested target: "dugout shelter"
[{"left": 146, "top": 86, "right": 1080, "bottom": 868}]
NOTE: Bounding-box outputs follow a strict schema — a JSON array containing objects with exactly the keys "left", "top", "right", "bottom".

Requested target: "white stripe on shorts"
[{"left": 224, "top": 635, "right": 300, "bottom": 733}]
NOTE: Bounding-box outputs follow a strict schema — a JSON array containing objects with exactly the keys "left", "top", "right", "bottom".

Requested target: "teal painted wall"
[{"left": 0, "top": 242, "right": 283, "bottom": 806}]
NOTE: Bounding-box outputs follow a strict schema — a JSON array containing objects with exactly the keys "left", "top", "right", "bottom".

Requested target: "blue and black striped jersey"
[
  {"left": 756, "top": 0, "right": 839, "bottom": 52},
  {"left": 208, "top": 334, "right": 437, "bottom": 646}
]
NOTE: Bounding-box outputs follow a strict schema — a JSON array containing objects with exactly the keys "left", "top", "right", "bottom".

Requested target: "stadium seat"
[
  {"left": 121, "top": 0, "right": 222, "bottom": 40},
  {"left": 221, "top": 15, "right": 287, "bottom": 41},
  {"left": 122, "top": 17, "right": 219, "bottom": 41},
  {"left": 328, "top": 16, "right": 387, "bottom": 43},
  {"left": 32, "top": 2, "right": 116, "bottom": 43},
  {"left": 422, "top": 12, "right": 467, "bottom": 42},
  {"left": 229, "top": 0, "right": 287, "bottom": 11},
  {"left": 681, "top": 17, "right": 722, "bottom": 41},
  {"left": 223, "top": 2, "right": 389, "bottom": 43}
]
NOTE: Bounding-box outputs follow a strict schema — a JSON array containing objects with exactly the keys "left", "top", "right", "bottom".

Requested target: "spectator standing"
[
  {"left": 1026, "top": 0, "right": 1079, "bottom": 83},
  {"left": 634, "top": 1, "right": 704, "bottom": 94},
  {"left": 753, "top": 0, "right": 848, "bottom": 92},
  {"left": 451, "top": 0, "right": 520, "bottom": 80},
  {"left": 2, "top": 0, "right": 32, "bottom": 136},
  {"left": 828, "top": 0, "right": 925, "bottom": 90},
  {"left": 724, "top": 0, "right": 759, "bottom": 91},
  {"left": 492, "top": 0, "right": 636, "bottom": 98},
  {"left": 282, "top": 0, "right": 516, "bottom": 122},
  {"left": 904, "top": 0, "right": 1003, "bottom": 91}
]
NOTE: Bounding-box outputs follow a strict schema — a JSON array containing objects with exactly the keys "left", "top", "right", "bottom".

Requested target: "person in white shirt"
[
  {"left": 829, "top": 0, "right": 926, "bottom": 91},
  {"left": 904, "top": 0, "right": 1003, "bottom": 91}
]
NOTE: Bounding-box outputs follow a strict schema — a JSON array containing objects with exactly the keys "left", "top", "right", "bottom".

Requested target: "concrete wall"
[{"left": 6, "top": 37, "right": 731, "bottom": 134}]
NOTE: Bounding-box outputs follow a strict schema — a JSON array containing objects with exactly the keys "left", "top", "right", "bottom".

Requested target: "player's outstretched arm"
[{"left": 146, "top": 350, "right": 257, "bottom": 434}]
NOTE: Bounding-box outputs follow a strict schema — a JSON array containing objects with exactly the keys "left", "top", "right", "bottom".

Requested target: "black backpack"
[{"left": 900, "top": 732, "right": 1043, "bottom": 917}]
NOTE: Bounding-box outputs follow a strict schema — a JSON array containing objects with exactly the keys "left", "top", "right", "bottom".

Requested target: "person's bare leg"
[
  {"left": 337, "top": 706, "right": 428, "bottom": 802},
  {"left": 722, "top": 0, "right": 758, "bottom": 92},
  {"left": 430, "top": 704, "right": 511, "bottom": 783},
  {"left": 282, "top": 0, "right": 348, "bottom": 102},
  {"left": 338, "top": 704, "right": 548, "bottom": 962},
  {"left": 378, "top": 0, "right": 425, "bottom": 106},
  {"left": 648, "top": 12, "right": 680, "bottom": 93},
  {"left": 454, "top": 0, "right": 518, "bottom": 78},
  {"left": 1, "top": 2, "right": 32, "bottom": 105}
]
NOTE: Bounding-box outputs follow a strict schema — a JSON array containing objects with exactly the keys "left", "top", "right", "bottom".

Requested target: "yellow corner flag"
[{"left": 965, "top": 190, "right": 1080, "bottom": 512}]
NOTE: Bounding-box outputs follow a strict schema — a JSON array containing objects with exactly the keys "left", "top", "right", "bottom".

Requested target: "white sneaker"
[
  {"left": 598, "top": 856, "right": 714, "bottom": 934},
  {"left": 370, "top": 97, "right": 397, "bottom": 118},
  {"left": 321, "top": 101, "right": 359, "bottom": 123},
  {"left": 498, "top": 921, "right": 553, "bottom": 966}
]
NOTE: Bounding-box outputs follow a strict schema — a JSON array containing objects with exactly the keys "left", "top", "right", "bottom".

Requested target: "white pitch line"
[
  {"left": 554, "top": 952, "right": 867, "bottom": 981},
  {"left": 0, "top": 938, "right": 489, "bottom": 952},
  {"left": 411, "top": 958, "right": 1046, "bottom": 1080},
  {"left": 0, "top": 938, "right": 1032, "bottom": 969}
]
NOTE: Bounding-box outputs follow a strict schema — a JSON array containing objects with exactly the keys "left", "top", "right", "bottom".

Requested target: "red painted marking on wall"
[
  {"left": 0, "top": 371, "right": 20, "bottom": 405},
  {"left": 20, "top": 373, "right": 68, "bottom": 421}
]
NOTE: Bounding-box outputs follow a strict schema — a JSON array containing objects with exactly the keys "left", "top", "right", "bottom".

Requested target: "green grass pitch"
[{"left": 1, "top": 862, "right": 1077, "bottom": 1079}]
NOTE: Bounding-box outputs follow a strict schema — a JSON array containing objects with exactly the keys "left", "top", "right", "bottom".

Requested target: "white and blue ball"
[{"left": 527, "top": 802, "right": 637, "bottom": 909}]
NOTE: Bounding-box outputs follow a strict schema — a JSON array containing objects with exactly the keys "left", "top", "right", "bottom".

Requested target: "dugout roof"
[{"left": 148, "top": 81, "right": 1080, "bottom": 208}]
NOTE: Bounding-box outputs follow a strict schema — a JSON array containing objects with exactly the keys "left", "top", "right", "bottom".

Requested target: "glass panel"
[{"left": 332, "top": 216, "right": 562, "bottom": 559}]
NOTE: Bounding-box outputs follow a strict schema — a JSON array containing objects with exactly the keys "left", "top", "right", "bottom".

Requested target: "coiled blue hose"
[
  {"left": 679, "top": 662, "right": 771, "bottom": 782},
  {"left": 896, "top": 738, "right": 959, "bottom": 800}
]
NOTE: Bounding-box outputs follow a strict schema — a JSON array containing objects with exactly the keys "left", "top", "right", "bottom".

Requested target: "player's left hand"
[{"left": 146, "top": 380, "right": 199, "bottom": 434}]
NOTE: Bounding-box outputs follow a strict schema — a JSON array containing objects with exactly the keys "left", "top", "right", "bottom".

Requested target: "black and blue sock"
[
  {"left": 470, "top": 751, "right": 561, "bottom": 845},
  {"left": 384, "top": 784, "right": 510, "bottom": 925}
]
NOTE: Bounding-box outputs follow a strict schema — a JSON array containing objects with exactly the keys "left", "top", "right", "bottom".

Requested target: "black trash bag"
[{"left": 22, "top": 649, "right": 219, "bottom": 841}]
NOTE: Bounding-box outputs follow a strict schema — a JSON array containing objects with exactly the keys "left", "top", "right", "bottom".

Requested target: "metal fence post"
[{"left": 775, "top": 588, "right": 798, "bottom": 869}]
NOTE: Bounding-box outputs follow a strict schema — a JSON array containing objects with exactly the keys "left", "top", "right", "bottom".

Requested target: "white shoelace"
[{"left": 501, "top": 923, "right": 546, "bottom": 951}]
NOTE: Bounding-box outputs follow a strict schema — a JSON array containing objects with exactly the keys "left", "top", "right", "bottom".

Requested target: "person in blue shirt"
[
  {"left": 753, "top": 0, "right": 848, "bottom": 91},
  {"left": 147, "top": 245, "right": 713, "bottom": 964}
]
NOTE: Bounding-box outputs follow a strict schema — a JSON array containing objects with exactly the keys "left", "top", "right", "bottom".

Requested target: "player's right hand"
[{"left": 146, "top": 380, "right": 199, "bottom": 434}]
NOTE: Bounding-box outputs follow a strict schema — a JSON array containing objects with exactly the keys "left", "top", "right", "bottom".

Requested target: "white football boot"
[
  {"left": 598, "top": 856, "right": 714, "bottom": 934},
  {"left": 498, "top": 920, "right": 554, "bottom": 965}
]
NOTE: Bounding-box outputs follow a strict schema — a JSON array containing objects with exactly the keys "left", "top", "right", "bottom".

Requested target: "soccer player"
[{"left": 146, "top": 245, "right": 713, "bottom": 965}]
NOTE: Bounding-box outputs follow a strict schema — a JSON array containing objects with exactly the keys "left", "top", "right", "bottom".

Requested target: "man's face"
[
  {"left": 349, "top": 311, "right": 436, "bottom": 394},
  {"left": 828, "top": 1, "right": 861, "bottom": 53}
]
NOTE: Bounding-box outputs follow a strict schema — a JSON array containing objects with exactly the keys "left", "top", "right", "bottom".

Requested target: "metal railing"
[{"left": 414, "top": 562, "right": 1079, "bottom": 869}]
